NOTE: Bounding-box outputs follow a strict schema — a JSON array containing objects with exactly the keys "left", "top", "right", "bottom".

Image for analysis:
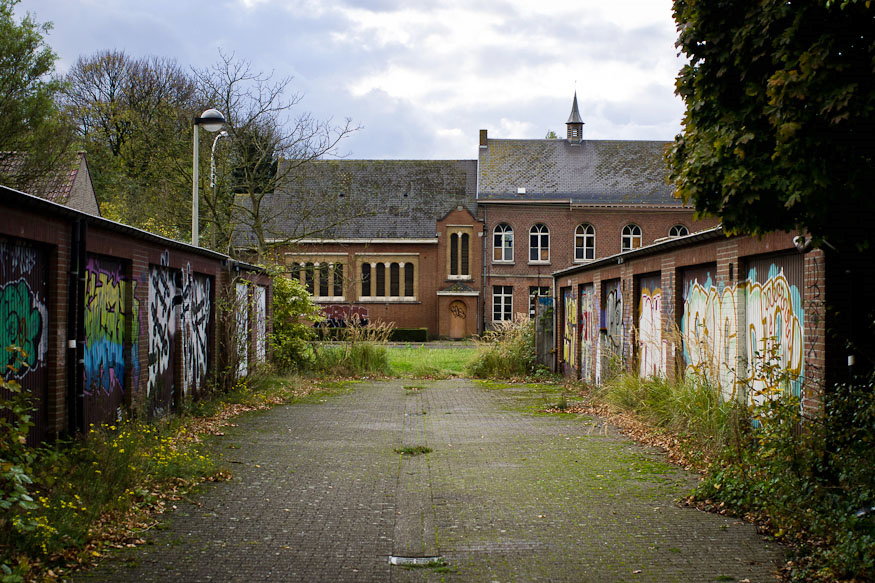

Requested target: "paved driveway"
[{"left": 78, "top": 379, "right": 783, "bottom": 582}]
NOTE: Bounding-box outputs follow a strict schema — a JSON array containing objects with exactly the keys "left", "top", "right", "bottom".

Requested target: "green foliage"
[
  {"left": 467, "top": 319, "right": 541, "bottom": 379},
  {"left": 669, "top": 0, "right": 875, "bottom": 252},
  {"left": 0, "top": 347, "right": 37, "bottom": 554},
  {"left": 311, "top": 320, "right": 394, "bottom": 377},
  {"left": 269, "top": 273, "right": 322, "bottom": 372},
  {"left": 0, "top": 0, "right": 72, "bottom": 187},
  {"left": 696, "top": 362, "right": 875, "bottom": 581}
]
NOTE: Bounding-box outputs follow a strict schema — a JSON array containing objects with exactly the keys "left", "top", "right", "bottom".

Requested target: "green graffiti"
[{"left": 1, "top": 279, "right": 44, "bottom": 373}]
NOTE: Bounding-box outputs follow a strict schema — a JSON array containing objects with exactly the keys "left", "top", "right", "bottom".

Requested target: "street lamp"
[{"left": 192, "top": 108, "right": 226, "bottom": 246}]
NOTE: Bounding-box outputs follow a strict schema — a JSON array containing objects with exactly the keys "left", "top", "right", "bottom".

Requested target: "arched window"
[
  {"left": 493, "top": 223, "right": 514, "bottom": 262},
  {"left": 574, "top": 223, "right": 595, "bottom": 261},
  {"left": 450, "top": 232, "right": 471, "bottom": 276},
  {"left": 529, "top": 224, "right": 550, "bottom": 262},
  {"left": 669, "top": 224, "right": 689, "bottom": 237},
  {"left": 621, "top": 224, "right": 642, "bottom": 252}
]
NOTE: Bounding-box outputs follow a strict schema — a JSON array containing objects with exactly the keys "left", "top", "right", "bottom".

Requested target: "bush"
[
  {"left": 270, "top": 273, "right": 323, "bottom": 372},
  {"left": 311, "top": 320, "right": 394, "bottom": 377},
  {"left": 389, "top": 328, "right": 429, "bottom": 342},
  {"left": 467, "top": 319, "right": 540, "bottom": 379}
]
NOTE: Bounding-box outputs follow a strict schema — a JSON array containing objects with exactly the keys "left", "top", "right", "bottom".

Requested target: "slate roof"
[
  {"left": 242, "top": 159, "right": 477, "bottom": 245},
  {"left": 477, "top": 138, "right": 681, "bottom": 206},
  {"left": 0, "top": 151, "right": 85, "bottom": 205}
]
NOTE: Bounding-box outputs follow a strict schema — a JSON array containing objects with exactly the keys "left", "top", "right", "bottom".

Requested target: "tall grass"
[
  {"left": 467, "top": 319, "right": 541, "bottom": 379},
  {"left": 311, "top": 319, "right": 393, "bottom": 377},
  {"left": 594, "top": 372, "right": 740, "bottom": 465}
]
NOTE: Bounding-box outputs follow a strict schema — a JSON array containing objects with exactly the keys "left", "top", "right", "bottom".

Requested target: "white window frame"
[
  {"left": 669, "top": 224, "right": 689, "bottom": 237},
  {"left": 621, "top": 224, "right": 642, "bottom": 252},
  {"left": 493, "top": 223, "right": 514, "bottom": 263},
  {"left": 574, "top": 223, "right": 595, "bottom": 262},
  {"left": 529, "top": 223, "right": 550, "bottom": 263},
  {"left": 492, "top": 285, "right": 513, "bottom": 321}
]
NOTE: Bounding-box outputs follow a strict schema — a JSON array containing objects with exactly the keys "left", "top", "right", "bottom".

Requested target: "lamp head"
[{"left": 197, "top": 108, "right": 226, "bottom": 132}]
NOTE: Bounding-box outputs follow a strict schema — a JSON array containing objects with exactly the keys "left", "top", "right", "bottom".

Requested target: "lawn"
[{"left": 387, "top": 345, "right": 477, "bottom": 378}]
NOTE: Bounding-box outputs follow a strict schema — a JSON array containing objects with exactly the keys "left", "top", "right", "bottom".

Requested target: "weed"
[
  {"left": 394, "top": 446, "right": 432, "bottom": 456},
  {"left": 467, "top": 319, "right": 540, "bottom": 379}
]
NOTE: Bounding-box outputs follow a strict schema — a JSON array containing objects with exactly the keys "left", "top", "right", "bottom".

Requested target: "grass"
[
  {"left": 394, "top": 446, "right": 432, "bottom": 456},
  {"left": 387, "top": 346, "right": 476, "bottom": 378}
]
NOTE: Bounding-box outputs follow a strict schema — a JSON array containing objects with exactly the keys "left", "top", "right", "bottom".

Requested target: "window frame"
[
  {"left": 492, "top": 285, "right": 513, "bottom": 322},
  {"left": 621, "top": 224, "right": 642, "bottom": 252},
  {"left": 528, "top": 223, "right": 550, "bottom": 263},
  {"left": 492, "top": 223, "right": 514, "bottom": 263},
  {"left": 669, "top": 224, "right": 689, "bottom": 238},
  {"left": 574, "top": 223, "right": 595, "bottom": 262}
]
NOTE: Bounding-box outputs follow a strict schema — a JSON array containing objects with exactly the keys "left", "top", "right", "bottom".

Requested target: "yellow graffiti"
[
  {"left": 682, "top": 281, "right": 739, "bottom": 399},
  {"left": 563, "top": 292, "right": 578, "bottom": 369},
  {"left": 84, "top": 269, "right": 127, "bottom": 346}
]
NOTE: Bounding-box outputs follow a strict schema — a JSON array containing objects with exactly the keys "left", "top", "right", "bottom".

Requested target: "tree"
[
  {"left": 668, "top": 0, "right": 875, "bottom": 253},
  {"left": 61, "top": 50, "right": 198, "bottom": 236},
  {"left": 0, "top": 0, "right": 72, "bottom": 187},
  {"left": 194, "top": 51, "right": 361, "bottom": 259}
]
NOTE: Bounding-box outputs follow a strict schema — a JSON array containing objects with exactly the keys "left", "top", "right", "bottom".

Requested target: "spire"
[{"left": 566, "top": 91, "right": 584, "bottom": 143}]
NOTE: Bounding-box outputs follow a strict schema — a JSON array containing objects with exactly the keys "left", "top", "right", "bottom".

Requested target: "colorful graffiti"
[
  {"left": 147, "top": 253, "right": 177, "bottom": 414},
  {"left": 0, "top": 241, "right": 48, "bottom": 377},
  {"left": 746, "top": 264, "right": 804, "bottom": 399},
  {"left": 83, "top": 256, "right": 128, "bottom": 399},
  {"left": 681, "top": 275, "right": 740, "bottom": 398},
  {"left": 681, "top": 257, "right": 805, "bottom": 403},
  {"left": 638, "top": 278, "right": 664, "bottom": 378},
  {"left": 319, "top": 304, "right": 370, "bottom": 327},
  {"left": 596, "top": 280, "right": 623, "bottom": 385},
  {"left": 562, "top": 288, "right": 578, "bottom": 375},
  {"left": 579, "top": 285, "right": 595, "bottom": 383}
]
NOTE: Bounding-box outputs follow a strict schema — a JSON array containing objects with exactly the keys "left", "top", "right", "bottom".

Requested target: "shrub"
[
  {"left": 312, "top": 319, "right": 393, "bottom": 377},
  {"left": 270, "top": 273, "right": 323, "bottom": 372},
  {"left": 467, "top": 319, "right": 540, "bottom": 379}
]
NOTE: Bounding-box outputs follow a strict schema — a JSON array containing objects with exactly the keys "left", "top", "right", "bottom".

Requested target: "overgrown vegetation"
[
  {"left": 310, "top": 319, "right": 394, "bottom": 377},
  {"left": 269, "top": 272, "right": 323, "bottom": 373},
  {"left": 467, "top": 319, "right": 545, "bottom": 379},
  {"left": 580, "top": 353, "right": 874, "bottom": 582},
  {"left": 0, "top": 352, "right": 326, "bottom": 581}
]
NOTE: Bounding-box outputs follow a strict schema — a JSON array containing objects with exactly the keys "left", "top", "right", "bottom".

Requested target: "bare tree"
[{"left": 194, "top": 50, "right": 364, "bottom": 260}]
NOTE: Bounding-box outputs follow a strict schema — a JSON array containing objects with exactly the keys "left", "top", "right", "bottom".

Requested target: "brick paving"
[{"left": 77, "top": 379, "right": 784, "bottom": 582}]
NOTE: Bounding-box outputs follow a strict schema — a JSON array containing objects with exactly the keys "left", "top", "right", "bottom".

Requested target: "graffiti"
[
  {"left": 318, "top": 304, "right": 370, "bottom": 327},
  {"left": 147, "top": 257, "right": 177, "bottom": 411},
  {"left": 0, "top": 279, "right": 47, "bottom": 376},
  {"left": 604, "top": 282, "right": 623, "bottom": 356},
  {"left": 681, "top": 275, "right": 740, "bottom": 399},
  {"left": 746, "top": 265, "right": 804, "bottom": 399},
  {"left": 638, "top": 281, "right": 664, "bottom": 378},
  {"left": 236, "top": 282, "right": 249, "bottom": 376},
  {"left": 449, "top": 302, "right": 466, "bottom": 319},
  {"left": 579, "top": 285, "right": 595, "bottom": 383},
  {"left": 83, "top": 257, "right": 127, "bottom": 397},
  {"left": 562, "top": 289, "right": 578, "bottom": 374},
  {"left": 253, "top": 285, "right": 266, "bottom": 362},
  {"left": 181, "top": 269, "right": 211, "bottom": 394}
]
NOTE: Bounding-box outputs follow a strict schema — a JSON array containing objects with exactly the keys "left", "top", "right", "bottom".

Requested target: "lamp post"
[{"left": 192, "top": 108, "right": 226, "bottom": 247}]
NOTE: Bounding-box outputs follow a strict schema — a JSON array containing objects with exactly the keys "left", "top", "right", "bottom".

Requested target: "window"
[
  {"left": 287, "top": 259, "right": 345, "bottom": 300},
  {"left": 359, "top": 259, "right": 417, "bottom": 300},
  {"left": 529, "top": 224, "right": 550, "bottom": 262},
  {"left": 493, "top": 286, "right": 513, "bottom": 321},
  {"left": 621, "top": 224, "right": 642, "bottom": 252},
  {"left": 574, "top": 223, "right": 595, "bottom": 261},
  {"left": 493, "top": 223, "right": 513, "bottom": 262},
  {"left": 449, "top": 231, "right": 471, "bottom": 277},
  {"left": 529, "top": 286, "right": 550, "bottom": 318},
  {"left": 669, "top": 224, "right": 689, "bottom": 237}
]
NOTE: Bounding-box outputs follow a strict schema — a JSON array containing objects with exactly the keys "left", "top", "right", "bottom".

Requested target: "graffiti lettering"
[
  {"left": 319, "top": 304, "right": 370, "bottom": 327},
  {"left": 83, "top": 257, "right": 128, "bottom": 397},
  {"left": 579, "top": 285, "right": 595, "bottom": 383},
  {"left": 0, "top": 279, "right": 47, "bottom": 376},
  {"left": 253, "top": 285, "right": 266, "bottom": 362},
  {"left": 638, "top": 283, "right": 664, "bottom": 378},
  {"left": 562, "top": 289, "right": 578, "bottom": 374}
]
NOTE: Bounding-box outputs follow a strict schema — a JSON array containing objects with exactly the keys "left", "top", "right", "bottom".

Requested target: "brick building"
[{"left": 245, "top": 94, "right": 713, "bottom": 338}]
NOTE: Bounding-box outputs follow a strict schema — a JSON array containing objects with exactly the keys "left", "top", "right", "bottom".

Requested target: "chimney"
[{"left": 479, "top": 129, "right": 488, "bottom": 148}]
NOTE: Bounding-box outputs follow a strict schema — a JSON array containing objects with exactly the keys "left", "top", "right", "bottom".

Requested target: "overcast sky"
[{"left": 20, "top": 0, "right": 685, "bottom": 160}]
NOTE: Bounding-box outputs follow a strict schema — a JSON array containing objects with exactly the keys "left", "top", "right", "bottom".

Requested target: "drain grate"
[{"left": 389, "top": 556, "right": 444, "bottom": 566}]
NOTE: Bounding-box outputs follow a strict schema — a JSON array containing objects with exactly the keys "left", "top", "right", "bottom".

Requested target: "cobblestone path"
[{"left": 77, "top": 379, "right": 783, "bottom": 582}]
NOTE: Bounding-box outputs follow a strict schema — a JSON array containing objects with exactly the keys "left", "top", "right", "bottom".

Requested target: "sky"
[{"left": 19, "top": 0, "right": 686, "bottom": 160}]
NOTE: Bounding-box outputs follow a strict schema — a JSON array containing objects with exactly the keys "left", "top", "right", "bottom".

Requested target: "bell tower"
[{"left": 566, "top": 91, "right": 584, "bottom": 143}]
